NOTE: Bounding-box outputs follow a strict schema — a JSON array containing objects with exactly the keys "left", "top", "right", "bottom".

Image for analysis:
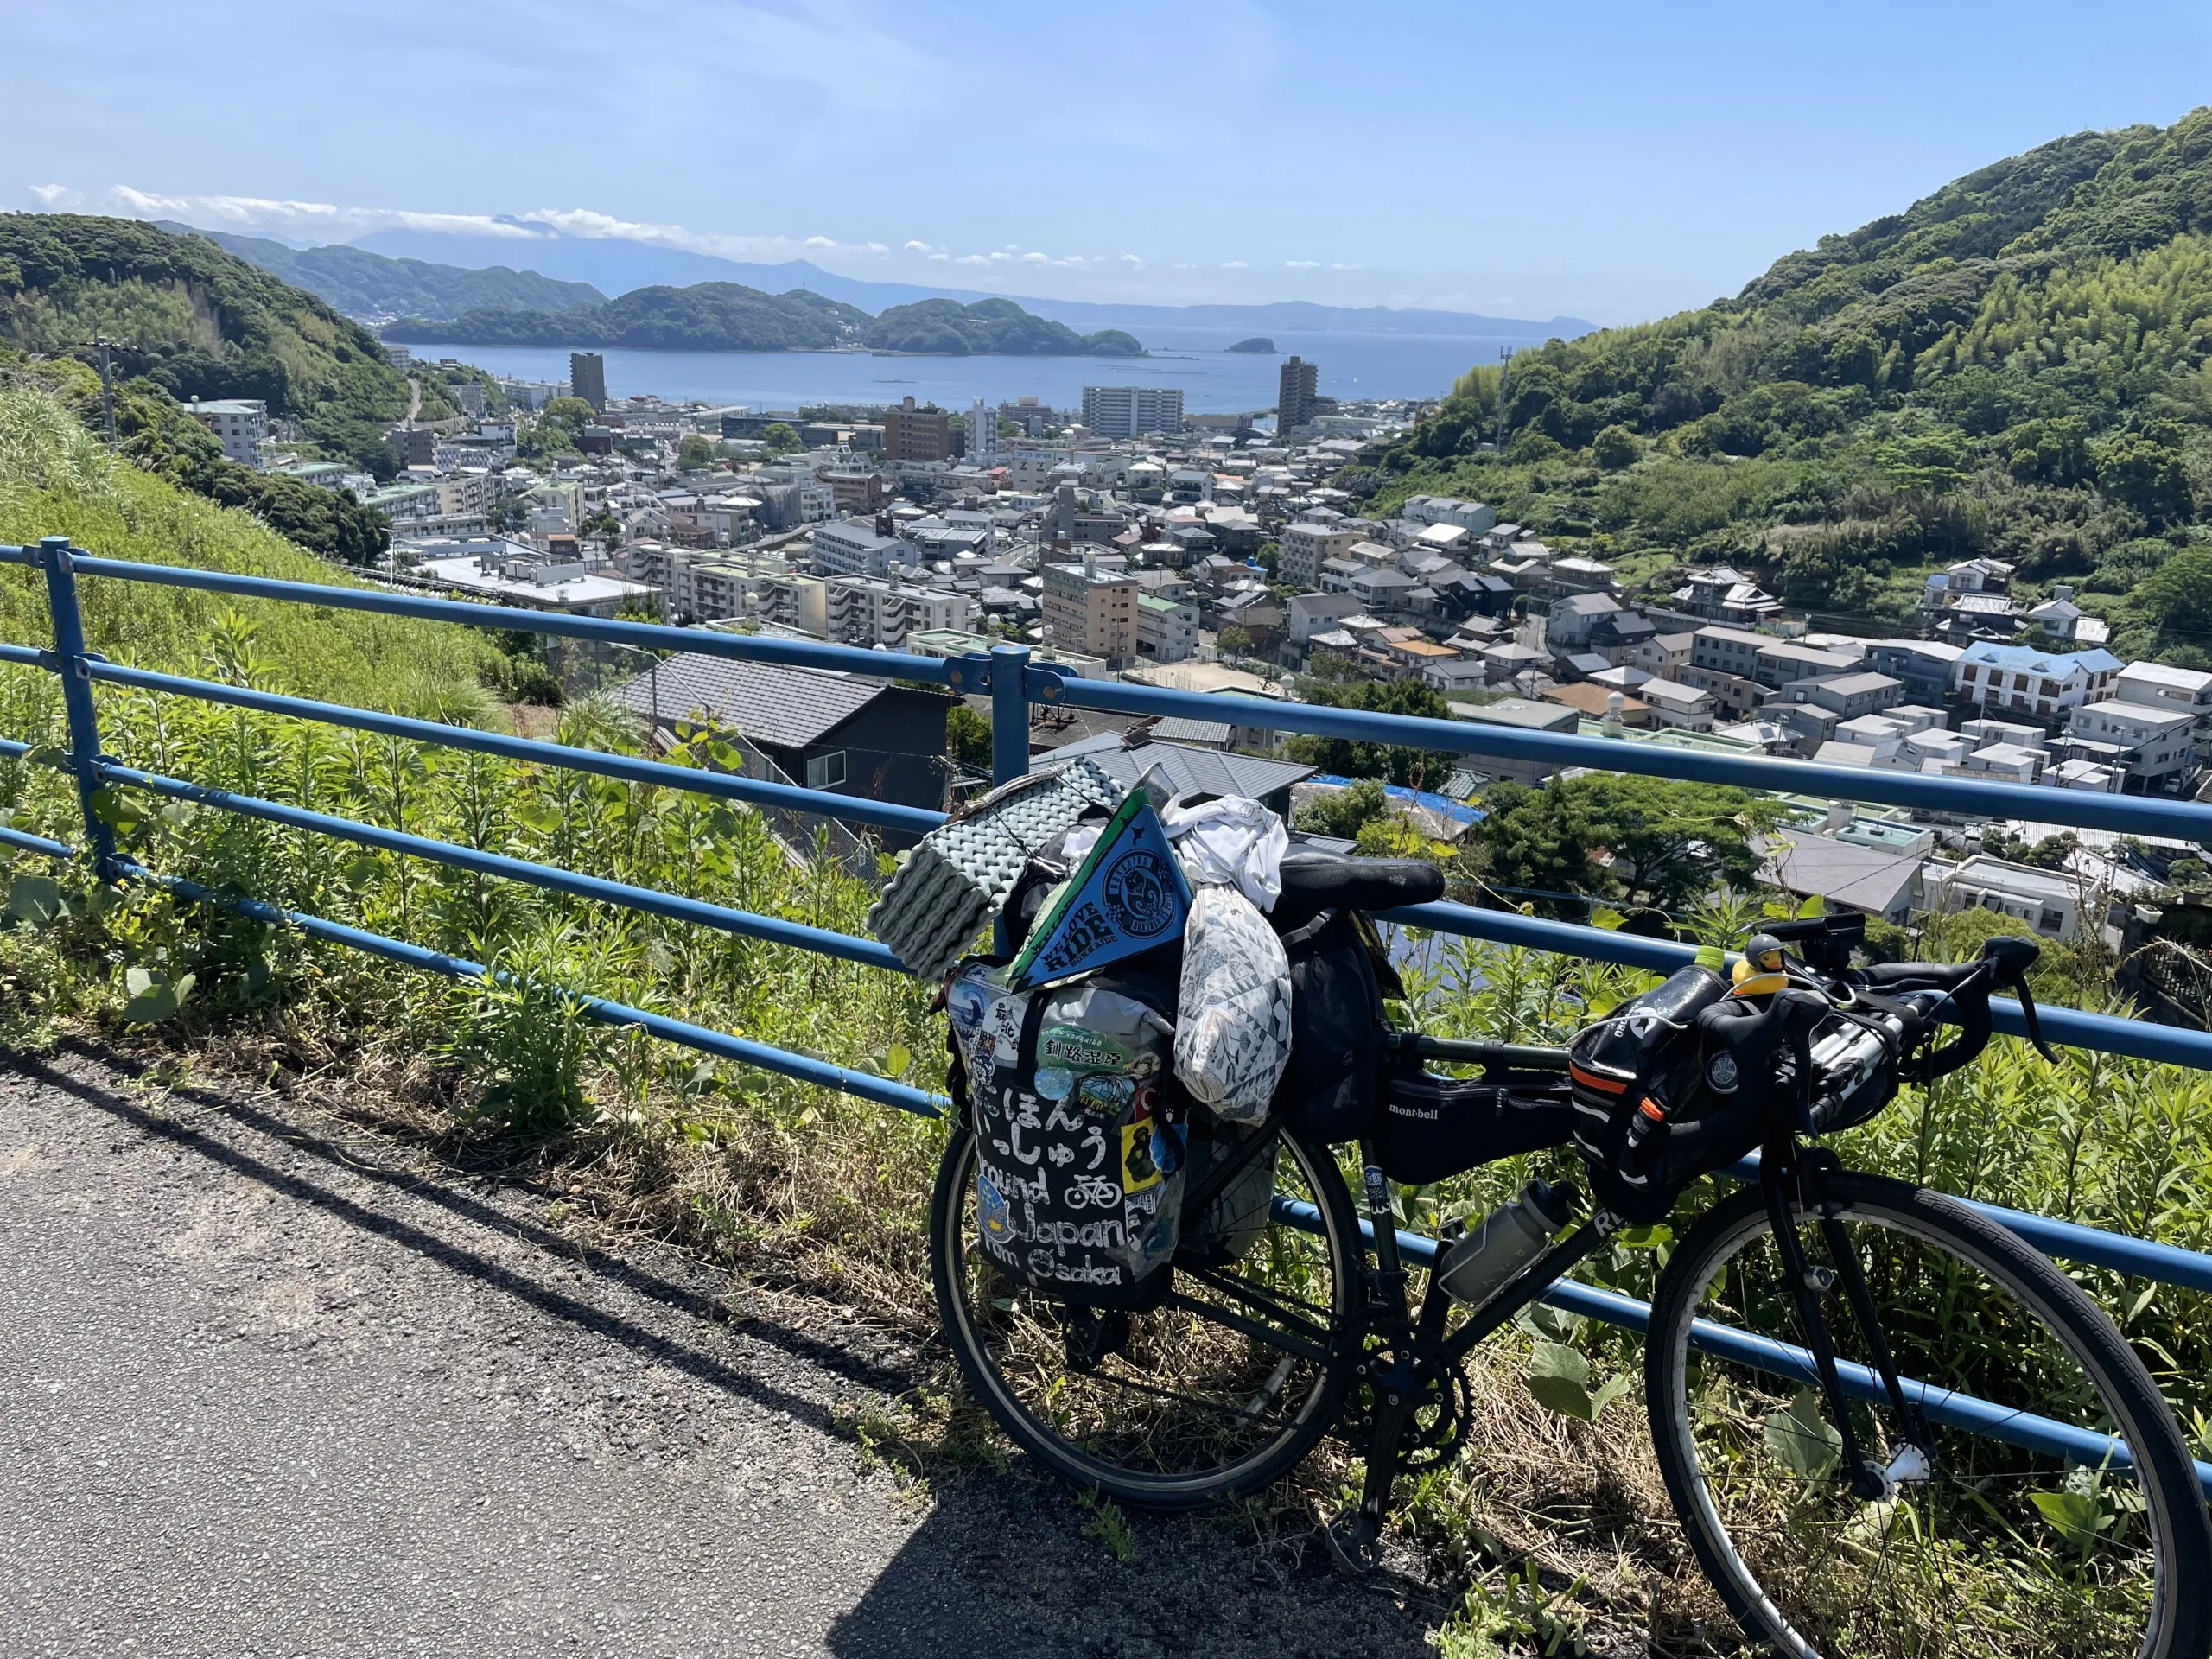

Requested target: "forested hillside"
[
  {"left": 384, "top": 282, "right": 872, "bottom": 352},
  {"left": 0, "top": 215, "right": 424, "bottom": 476},
  {"left": 860, "top": 297, "right": 1142, "bottom": 356},
  {"left": 163, "top": 224, "right": 607, "bottom": 323},
  {"left": 1366, "top": 108, "right": 2212, "bottom": 664}
]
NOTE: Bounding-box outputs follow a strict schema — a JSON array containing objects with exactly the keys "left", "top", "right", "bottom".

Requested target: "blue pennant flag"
[{"left": 1007, "top": 791, "right": 1191, "bottom": 990}]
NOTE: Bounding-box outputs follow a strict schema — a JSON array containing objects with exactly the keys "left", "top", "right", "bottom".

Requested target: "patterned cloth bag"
[{"left": 1173, "top": 886, "right": 1294, "bottom": 1125}]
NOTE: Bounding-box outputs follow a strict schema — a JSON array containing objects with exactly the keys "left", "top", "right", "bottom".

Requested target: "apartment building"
[
  {"left": 1277, "top": 522, "right": 1363, "bottom": 588},
  {"left": 1277, "top": 356, "right": 1319, "bottom": 432},
  {"left": 186, "top": 398, "right": 270, "bottom": 466},
  {"left": 2116, "top": 661, "right": 2212, "bottom": 760},
  {"left": 1136, "top": 592, "right": 1200, "bottom": 662},
  {"left": 1081, "top": 385, "right": 1185, "bottom": 439},
  {"left": 882, "top": 397, "right": 952, "bottom": 462},
  {"left": 1043, "top": 558, "right": 1139, "bottom": 665},
  {"left": 569, "top": 353, "right": 607, "bottom": 412},
  {"left": 825, "top": 577, "right": 972, "bottom": 649},
  {"left": 810, "top": 518, "right": 904, "bottom": 579}
]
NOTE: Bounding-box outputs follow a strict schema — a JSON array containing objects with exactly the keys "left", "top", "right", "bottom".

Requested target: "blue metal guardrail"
[{"left": 3, "top": 536, "right": 2209, "bottom": 1490}]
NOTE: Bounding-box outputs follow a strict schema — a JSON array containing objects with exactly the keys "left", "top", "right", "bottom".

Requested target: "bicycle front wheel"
[
  {"left": 1646, "top": 1171, "right": 2211, "bottom": 1659},
  {"left": 929, "top": 1117, "right": 1361, "bottom": 1510}
]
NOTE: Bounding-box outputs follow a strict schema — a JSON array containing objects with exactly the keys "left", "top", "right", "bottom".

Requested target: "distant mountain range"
[
  {"left": 383, "top": 287, "right": 1144, "bottom": 356},
  {"left": 171, "top": 221, "right": 1592, "bottom": 340},
  {"left": 158, "top": 224, "right": 606, "bottom": 321}
]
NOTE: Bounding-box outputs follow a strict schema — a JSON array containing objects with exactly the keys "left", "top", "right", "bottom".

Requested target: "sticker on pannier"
[{"left": 947, "top": 963, "right": 1186, "bottom": 1305}]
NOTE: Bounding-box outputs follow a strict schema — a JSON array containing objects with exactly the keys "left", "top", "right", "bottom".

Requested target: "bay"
[{"left": 394, "top": 324, "right": 1529, "bottom": 414}]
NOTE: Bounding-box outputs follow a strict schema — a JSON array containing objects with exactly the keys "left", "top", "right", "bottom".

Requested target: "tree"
[
  {"left": 1592, "top": 424, "right": 1639, "bottom": 470},
  {"left": 945, "top": 703, "right": 992, "bottom": 772},
  {"left": 2137, "top": 544, "right": 2212, "bottom": 637},
  {"left": 1217, "top": 624, "right": 1253, "bottom": 662},
  {"left": 541, "top": 396, "right": 594, "bottom": 435},
  {"left": 2094, "top": 425, "right": 2192, "bottom": 525},
  {"left": 1473, "top": 774, "right": 1783, "bottom": 916},
  {"left": 1295, "top": 779, "right": 1390, "bottom": 840},
  {"left": 760, "top": 422, "right": 801, "bottom": 454},
  {"left": 677, "top": 434, "right": 715, "bottom": 468},
  {"left": 1287, "top": 678, "right": 1459, "bottom": 788}
]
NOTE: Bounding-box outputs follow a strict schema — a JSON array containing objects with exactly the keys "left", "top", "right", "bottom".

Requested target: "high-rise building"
[
  {"left": 968, "top": 397, "right": 997, "bottom": 461},
  {"left": 569, "top": 352, "right": 607, "bottom": 412},
  {"left": 1081, "top": 385, "right": 1184, "bottom": 439},
  {"left": 882, "top": 395, "right": 951, "bottom": 461},
  {"left": 1277, "top": 356, "right": 1318, "bottom": 434}
]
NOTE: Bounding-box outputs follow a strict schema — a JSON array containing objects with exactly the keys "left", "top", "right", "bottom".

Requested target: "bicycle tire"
[
  {"left": 1645, "top": 1171, "right": 2212, "bottom": 1659},
  {"left": 929, "top": 1116, "right": 1362, "bottom": 1510}
]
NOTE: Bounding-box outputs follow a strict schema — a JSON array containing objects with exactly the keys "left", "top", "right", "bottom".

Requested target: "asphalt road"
[{"left": 0, "top": 1045, "right": 1445, "bottom": 1658}]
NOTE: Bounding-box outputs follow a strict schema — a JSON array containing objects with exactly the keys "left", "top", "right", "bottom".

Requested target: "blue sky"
[{"left": 8, "top": 0, "right": 2209, "bottom": 323}]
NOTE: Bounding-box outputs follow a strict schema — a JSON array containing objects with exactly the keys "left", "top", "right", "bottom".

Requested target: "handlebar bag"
[
  {"left": 945, "top": 960, "right": 1189, "bottom": 1309},
  {"left": 1567, "top": 965, "right": 1748, "bottom": 1224}
]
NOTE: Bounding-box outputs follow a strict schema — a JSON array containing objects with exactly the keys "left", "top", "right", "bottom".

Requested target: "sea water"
[{"left": 395, "top": 325, "right": 1539, "bottom": 414}]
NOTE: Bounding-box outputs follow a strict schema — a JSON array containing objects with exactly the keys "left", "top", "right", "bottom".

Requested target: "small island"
[{"left": 1224, "top": 336, "right": 1277, "bottom": 353}]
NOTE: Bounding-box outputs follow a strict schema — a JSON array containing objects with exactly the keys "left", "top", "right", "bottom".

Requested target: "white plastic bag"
[
  {"left": 1162, "top": 795, "right": 1287, "bottom": 912},
  {"left": 1173, "top": 886, "right": 1294, "bottom": 1124}
]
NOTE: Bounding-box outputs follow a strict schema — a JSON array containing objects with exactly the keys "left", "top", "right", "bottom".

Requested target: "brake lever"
[{"left": 2001, "top": 968, "right": 2058, "bottom": 1063}]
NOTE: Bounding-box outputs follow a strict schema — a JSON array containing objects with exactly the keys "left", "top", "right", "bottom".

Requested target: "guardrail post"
[
  {"left": 988, "top": 643, "right": 1031, "bottom": 787},
  {"left": 37, "top": 537, "right": 115, "bottom": 877}
]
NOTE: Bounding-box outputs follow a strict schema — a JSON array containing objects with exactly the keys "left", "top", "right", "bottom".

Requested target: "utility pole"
[
  {"left": 79, "top": 337, "right": 121, "bottom": 446},
  {"left": 1496, "top": 345, "right": 1513, "bottom": 453}
]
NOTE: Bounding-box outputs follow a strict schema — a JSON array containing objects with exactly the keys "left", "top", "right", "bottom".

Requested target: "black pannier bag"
[
  {"left": 1567, "top": 963, "right": 1754, "bottom": 1224},
  {"left": 1272, "top": 906, "right": 1400, "bottom": 1142},
  {"left": 1374, "top": 1067, "right": 1580, "bottom": 1186},
  {"left": 944, "top": 960, "right": 1189, "bottom": 1309}
]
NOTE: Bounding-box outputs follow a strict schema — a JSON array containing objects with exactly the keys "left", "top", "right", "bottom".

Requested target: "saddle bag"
[
  {"left": 1567, "top": 964, "right": 1755, "bottom": 1224},
  {"left": 1271, "top": 906, "right": 1400, "bottom": 1143},
  {"left": 944, "top": 961, "right": 1189, "bottom": 1308}
]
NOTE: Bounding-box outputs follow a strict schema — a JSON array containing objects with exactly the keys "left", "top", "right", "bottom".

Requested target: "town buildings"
[{"left": 882, "top": 397, "right": 952, "bottom": 462}]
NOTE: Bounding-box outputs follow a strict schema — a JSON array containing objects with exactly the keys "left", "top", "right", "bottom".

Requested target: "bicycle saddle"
[{"left": 1272, "top": 850, "right": 1445, "bottom": 931}]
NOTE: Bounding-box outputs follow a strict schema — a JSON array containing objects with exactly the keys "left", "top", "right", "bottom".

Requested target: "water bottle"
[{"left": 1436, "top": 1179, "right": 1575, "bottom": 1309}]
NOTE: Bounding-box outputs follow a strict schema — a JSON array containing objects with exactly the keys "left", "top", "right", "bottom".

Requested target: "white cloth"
[
  {"left": 1173, "top": 886, "right": 1294, "bottom": 1125},
  {"left": 1162, "top": 796, "right": 1288, "bottom": 912}
]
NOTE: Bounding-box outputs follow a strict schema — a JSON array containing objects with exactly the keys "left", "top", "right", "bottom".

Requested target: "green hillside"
[
  {"left": 861, "top": 297, "right": 1142, "bottom": 357},
  {"left": 0, "top": 378, "right": 493, "bottom": 710},
  {"left": 0, "top": 214, "right": 423, "bottom": 476},
  {"left": 1368, "top": 107, "right": 2212, "bottom": 664},
  {"left": 163, "top": 223, "right": 607, "bottom": 322},
  {"left": 385, "top": 282, "right": 872, "bottom": 352}
]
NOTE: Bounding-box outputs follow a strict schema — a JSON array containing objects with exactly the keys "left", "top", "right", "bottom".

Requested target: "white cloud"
[
  {"left": 1331, "top": 263, "right": 1363, "bottom": 271},
  {"left": 903, "top": 239, "right": 934, "bottom": 252},
  {"left": 29, "top": 183, "right": 74, "bottom": 206},
  {"left": 1285, "top": 259, "right": 1319, "bottom": 269},
  {"left": 1221, "top": 260, "right": 1248, "bottom": 269},
  {"left": 1121, "top": 254, "right": 1142, "bottom": 264},
  {"left": 108, "top": 185, "right": 540, "bottom": 239}
]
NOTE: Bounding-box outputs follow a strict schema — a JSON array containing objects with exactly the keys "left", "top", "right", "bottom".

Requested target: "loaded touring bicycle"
[{"left": 923, "top": 841, "right": 2212, "bottom": 1659}]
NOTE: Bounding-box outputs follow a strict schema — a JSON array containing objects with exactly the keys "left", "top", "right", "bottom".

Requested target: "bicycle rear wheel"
[
  {"left": 1646, "top": 1171, "right": 2212, "bottom": 1659},
  {"left": 929, "top": 1116, "right": 1361, "bottom": 1510}
]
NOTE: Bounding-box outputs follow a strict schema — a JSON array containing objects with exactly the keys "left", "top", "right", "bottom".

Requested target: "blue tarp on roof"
[{"left": 1309, "top": 774, "right": 1484, "bottom": 824}]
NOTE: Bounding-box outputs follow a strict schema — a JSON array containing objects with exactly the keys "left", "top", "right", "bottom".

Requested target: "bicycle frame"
[{"left": 1326, "top": 1032, "right": 1936, "bottom": 1545}]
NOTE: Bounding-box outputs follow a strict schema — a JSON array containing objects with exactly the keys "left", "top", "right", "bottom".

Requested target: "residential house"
[
  {"left": 2117, "top": 660, "right": 2212, "bottom": 761},
  {"left": 1136, "top": 592, "right": 1200, "bottom": 663},
  {"left": 613, "top": 654, "right": 949, "bottom": 847},
  {"left": 1638, "top": 678, "right": 1717, "bottom": 731},
  {"left": 1955, "top": 644, "right": 2121, "bottom": 721},
  {"left": 1865, "top": 639, "right": 1964, "bottom": 706},
  {"left": 2067, "top": 699, "right": 2197, "bottom": 790},
  {"left": 1759, "top": 828, "right": 1923, "bottom": 925},
  {"left": 1669, "top": 567, "right": 1783, "bottom": 627},
  {"left": 1546, "top": 592, "right": 1625, "bottom": 653},
  {"left": 1922, "top": 855, "right": 2094, "bottom": 942}
]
